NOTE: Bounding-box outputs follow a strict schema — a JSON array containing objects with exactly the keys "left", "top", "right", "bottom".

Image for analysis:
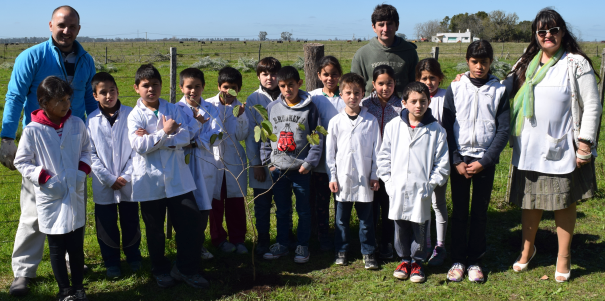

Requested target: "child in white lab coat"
[
  {"left": 128, "top": 64, "right": 207, "bottom": 289},
  {"left": 176, "top": 68, "right": 222, "bottom": 260},
  {"left": 326, "top": 73, "right": 381, "bottom": 269},
  {"left": 14, "top": 76, "right": 92, "bottom": 300},
  {"left": 377, "top": 82, "right": 450, "bottom": 283},
  {"left": 87, "top": 72, "right": 142, "bottom": 278},
  {"left": 206, "top": 67, "right": 249, "bottom": 254}
]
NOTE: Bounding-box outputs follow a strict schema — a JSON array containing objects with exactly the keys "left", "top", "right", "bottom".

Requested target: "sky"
[{"left": 0, "top": 0, "right": 603, "bottom": 41}]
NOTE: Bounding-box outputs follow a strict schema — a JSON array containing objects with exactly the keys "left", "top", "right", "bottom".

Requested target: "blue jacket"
[{"left": 1, "top": 36, "right": 97, "bottom": 139}]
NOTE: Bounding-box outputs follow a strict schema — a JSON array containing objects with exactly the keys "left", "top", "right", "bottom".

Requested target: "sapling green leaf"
[
  {"left": 298, "top": 123, "right": 306, "bottom": 131},
  {"left": 233, "top": 105, "right": 241, "bottom": 117},
  {"left": 268, "top": 133, "right": 277, "bottom": 142},
  {"left": 210, "top": 134, "right": 218, "bottom": 145},
  {"left": 228, "top": 88, "right": 238, "bottom": 96},
  {"left": 254, "top": 126, "right": 262, "bottom": 142},
  {"left": 315, "top": 125, "right": 328, "bottom": 136},
  {"left": 252, "top": 105, "right": 269, "bottom": 120},
  {"left": 261, "top": 120, "right": 273, "bottom": 134}
]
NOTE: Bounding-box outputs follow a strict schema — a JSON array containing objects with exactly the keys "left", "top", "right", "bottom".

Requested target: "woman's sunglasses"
[{"left": 536, "top": 27, "right": 560, "bottom": 37}]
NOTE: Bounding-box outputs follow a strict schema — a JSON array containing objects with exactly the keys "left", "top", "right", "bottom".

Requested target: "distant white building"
[{"left": 432, "top": 29, "right": 479, "bottom": 43}]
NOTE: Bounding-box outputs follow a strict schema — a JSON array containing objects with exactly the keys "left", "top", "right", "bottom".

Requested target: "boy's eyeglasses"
[{"left": 536, "top": 27, "right": 560, "bottom": 37}]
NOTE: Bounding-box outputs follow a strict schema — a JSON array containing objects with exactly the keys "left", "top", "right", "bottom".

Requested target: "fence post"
[
  {"left": 303, "top": 43, "right": 324, "bottom": 91},
  {"left": 229, "top": 44, "right": 232, "bottom": 61},
  {"left": 258, "top": 43, "right": 262, "bottom": 62},
  {"left": 105, "top": 46, "right": 108, "bottom": 64},
  {"left": 431, "top": 47, "right": 440, "bottom": 61},
  {"left": 170, "top": 47, "right": 177, "bottom": 104}
]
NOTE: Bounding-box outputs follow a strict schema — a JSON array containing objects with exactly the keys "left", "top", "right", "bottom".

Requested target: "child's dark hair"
[
  {"left": 415, "top": 58, "right": 445, "bottom": 82},
  {"left": 372, "top": 65, "right": 395, "bottom": 82},
  {"left": 179, "top": 68, "right": 205, "bottom": 86},
  {"left": 371, "top": 4, "right": 399, "bottom": 25},
  {"left": 316, "top": 56, "right": 343, "bottom": 76},
  {"left": 402, "top": 82, "right": 430, "bottom": 102},
  {"left": 37, "top": 76, "right": 73, "bottom": 109},
  {"left": 339, "top": 73, "right": 366, "bottom": 94},
  {"left": 218, "top": 67, "right": 243, "bottom": 89},
  {"left": 91, "top": 72, "right": 117, "bottom": 94},
  {"left": 276, "top": 66, "right": 301, "bottom": 83},
  {"left": 466, "top": 40, "right": 493, "bottom": 61},
  {"left": 256, "top": 57, "right": 282, "bottom": 76},
  {"left": 135, "top": 64, "right": 162, "bottom": 85}
]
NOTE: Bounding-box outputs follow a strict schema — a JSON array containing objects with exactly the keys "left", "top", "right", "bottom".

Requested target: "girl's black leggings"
[{"left": 47, "top": 226, "right": 85, "bottom": 290}]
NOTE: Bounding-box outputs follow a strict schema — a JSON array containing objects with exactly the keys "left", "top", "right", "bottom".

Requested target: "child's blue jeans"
[
  {"left": 334, "top": 201, "right": 375, "bottom": 255},
  {"left": 271, "top": 168, "right": 311, "bottom": 247},
  {"left": 394, "top": 219, "right": 429, "bottom": 263}
]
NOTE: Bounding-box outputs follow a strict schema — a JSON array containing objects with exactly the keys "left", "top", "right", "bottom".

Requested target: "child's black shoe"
[
  {"left": 335, "top": 252, "right": 347, "bottom": 266},
  {"left": 56, "top": 287, "right": 73, "bottom": 301}
]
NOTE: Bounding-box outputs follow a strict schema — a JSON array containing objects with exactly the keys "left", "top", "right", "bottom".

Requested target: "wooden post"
[
  {"left": 594, "top": 48, "right": 605, "bottom": 190},
  {"left": 170, "top": 47, "right": 177, "bottom": 104},
  {"left": 431, "top": 47, "right": 440, "bottom": 61},
  {"left": 258, "top": 43, "right": 262, "bottom": 62},
  {"left": 229, "top": 44, "right": 232, "bottom": 61},
  {"left": 303, "top": 43, "right": 324, "bottom": 91},
  {"left": 105, "top": 46, "right": 108, "bottom": 64}
]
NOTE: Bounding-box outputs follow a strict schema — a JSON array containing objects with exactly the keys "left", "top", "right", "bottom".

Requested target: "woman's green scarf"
[{"left": 510, "top": 47, "right": 564, "bottom": 136}]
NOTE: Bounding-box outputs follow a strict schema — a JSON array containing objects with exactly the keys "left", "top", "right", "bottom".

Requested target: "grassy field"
[{"left": 0, "top": 41, "right": 604, "bottom": 300}]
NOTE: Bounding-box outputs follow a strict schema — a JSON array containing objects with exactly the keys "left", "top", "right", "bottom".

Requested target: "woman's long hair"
[{"left": 509, "top": 8, "right": 598, "bottom": 95}]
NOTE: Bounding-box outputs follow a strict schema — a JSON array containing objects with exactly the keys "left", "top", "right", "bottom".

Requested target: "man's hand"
[
  {"left": 162, "top": 115, "right": 181, "bottom": 135},
  {"left": 466, "top": 161, "right": 484, "bottom": 176},
  {"left": 329, "top": 182, "right": 339, "bottom": 193},
  {"left": 192, "top": 107, "right": 210, "bottom": 124},
  {"left": 135, "top": 128, "right": 149, "bottom": 136},
  {"left": 110, "top": 176, "right": 128, "bottom": 190},
  {"left": 0, "top": 138, "right": 17, "bottom": 170},
  {"left": 299, "top": 165, "right": 310, "bottom": 174},
  {"left": 370, "top": 179, "right": 380, "bottom": 191},
  {"left": 253, "top": 166, "right": 266, "bottom": 182},
  {"left": 456, "top": 162, "right": 472, "bottom": 179}
]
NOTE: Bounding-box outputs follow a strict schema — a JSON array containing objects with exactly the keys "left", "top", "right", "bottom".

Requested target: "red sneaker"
[{"left": 393, "top": 260, "right": 411, "bottom": 279}]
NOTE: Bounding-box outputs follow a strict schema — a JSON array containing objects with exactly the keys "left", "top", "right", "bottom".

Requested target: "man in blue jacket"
[{"left": 0, "top": 6, "right": 97, "bottom": 296}]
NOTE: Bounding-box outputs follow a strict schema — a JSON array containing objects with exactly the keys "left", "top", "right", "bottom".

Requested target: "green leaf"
[
  {"left": 185, "top": 154, "right": 191, "bottom": 164},
  {"left": 254, "top": 126, "right": 262, "bottom": 142},
  {"left": 261, "top": 120, "right": 273, "bottom": 134},
  {"left": 228, "top": 88, "right": 238, "bottom": 96},
  {"left": 233, "top": 105, "right": 241, "bottom": 117},
  {"left": 315, "top": 125, "right": 328, "bottom": 136},
  {"left": 210, "top": 134, "right": 218, "bottom": 145},
  {"left": 218, "top": 132, "right": 224, "bottom": 140},
  {"left": 298, "top": 123, "right": 306, "bottom": 131},
  {"left": 252, "top": 104, "right": 268, "bottom": 120},
  {"left": 261, "top": 128, "right": 268, "bottom": 142},
  {"left": 268, "top": 133, "right": 277, "bottom": 142},
  {"left": 307, "top": 133, "right": 320, "bottom": 145}
]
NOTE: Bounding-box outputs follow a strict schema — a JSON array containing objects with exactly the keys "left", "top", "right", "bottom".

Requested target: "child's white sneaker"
[
  {"left": 201, "top": 246, "right": 214, "bottom": 259},
  {"left": 294, "top": 245, "right": 310, "bottom": 263}
]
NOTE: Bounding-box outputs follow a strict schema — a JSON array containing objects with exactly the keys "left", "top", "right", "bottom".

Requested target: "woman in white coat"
[
  {"left": 507, "top": 9, "right": 602, "bottom": 282},
  {"left": 205, "top": 68, "right": 250, "bottom": 254}
]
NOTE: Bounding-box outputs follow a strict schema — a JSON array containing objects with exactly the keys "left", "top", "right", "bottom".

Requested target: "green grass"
[{"left": 0, "top": 41, "right": 604, "bottom": 300}]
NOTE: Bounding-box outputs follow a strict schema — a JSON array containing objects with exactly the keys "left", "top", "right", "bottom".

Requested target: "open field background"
[{"left": 0, "top": 41, "right": 604, "bottom": 300}]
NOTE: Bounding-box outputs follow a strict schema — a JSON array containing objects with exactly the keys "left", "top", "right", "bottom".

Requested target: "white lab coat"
[
  {"left": 87, "top": 104, "right": 135, "bottom": 204},
  {"left": 207, "top": 93, "right": 249, "bottom": 199},
  {"left": 245, "top": 87, "right": 275, "bottom": 190},
  {"left": 14, "top": 116, "right": 92, "bottom": 234},
  {"left": 176, "top": 96, "right": 222, "bottom": 210},
  {"left": 127, "top": 98, "right": 196, "bottom": 202},
  {"left": 377, "top": 114, "right": 450, "bottom": 223},
  {"left": 429, "top": 88, "right": 446, "bottom": 126},
  {"left": 326, "top": 107, "right": 381, "bottom": 203}
]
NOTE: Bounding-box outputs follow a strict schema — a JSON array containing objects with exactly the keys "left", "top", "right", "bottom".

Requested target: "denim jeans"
[
  {"left": 310, "top": 172, "right": 332, "bottom": 246},
  {"left": 95, "top": 202, "right": 142, "bottom": 268},
  {"left": 450, "top": 159, "right": 496, "bottom": 266},
  {"left": 47, "top": 227, "right": 85, "bottom": 290},
  {"left": 271, "top": 168, "right": 311, "bottom": 247},
  {"left": 140, "top": 192, "right": 202, "bottom": 276},
  {"left": 253, "top": 188, "right": 273, "bottom": 244},
  {"left": 334, "top": 202, "right": 376, "bottom": 255},
  {"left": 394, "top": 220, "right": 429, "bottom": 263}
]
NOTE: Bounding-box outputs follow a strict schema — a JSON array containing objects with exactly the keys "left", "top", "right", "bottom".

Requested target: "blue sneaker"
[
  {"left": 106, "top": 266, "right": 121, "bottom": 278},
  {"left": 170, "top": 265, "right": 209, "bottom": 289},
  {"left": 428, "top": 246, "right": 447, "bottom": 266},
  {"left": 263, "top": 243, "right": 289, "bottom": 260}
]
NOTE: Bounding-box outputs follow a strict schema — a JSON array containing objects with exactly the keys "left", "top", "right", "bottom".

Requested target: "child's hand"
[
  {"left": 111, "top": 177, "right": 127, "bottom": 190},
  {"left": 299, "top": 165, "right": 309, "bottom": 174},
  {"left": 329, "top": 182, "right": 339, "bottom": 193},
  {"left": 135, "top": 128, "right": 149, "bottom": 136},
  {"left": 452, "top": 73, "right": 464, "bottom": 82},
  {"left": 162, "top": 115, "right": 181, "bottom": 135},
  {"left": 253, "top": 166, "right": 266, "bottom": 182},
  {"left": 370, "top": 180, "right": 380, "bottom": 191},
  {"left": 466, "top": 161, "right": 484, "bottom": 175},
  {"left": 455, "top": 162, "right": 472, "bottom": 179},
  {"left": 236, "top": 103, "right": 246, "bottom": 117},
  {"left": 192, "top": 107, "right": 210, "bottom": 124}
]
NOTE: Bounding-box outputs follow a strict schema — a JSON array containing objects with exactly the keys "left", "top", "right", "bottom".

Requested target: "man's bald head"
[{"left": 51, "top": 6, "right": 80, "bottom": 25}]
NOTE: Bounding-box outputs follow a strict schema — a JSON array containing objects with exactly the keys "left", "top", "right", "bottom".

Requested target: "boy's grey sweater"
[{"left": 260, "top": 90, "right": 323, "bottom": 171}]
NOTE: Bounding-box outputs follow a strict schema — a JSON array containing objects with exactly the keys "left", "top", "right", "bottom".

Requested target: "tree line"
[{"left": 414, "top": 10, "right": 533, "bottom": 42}]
